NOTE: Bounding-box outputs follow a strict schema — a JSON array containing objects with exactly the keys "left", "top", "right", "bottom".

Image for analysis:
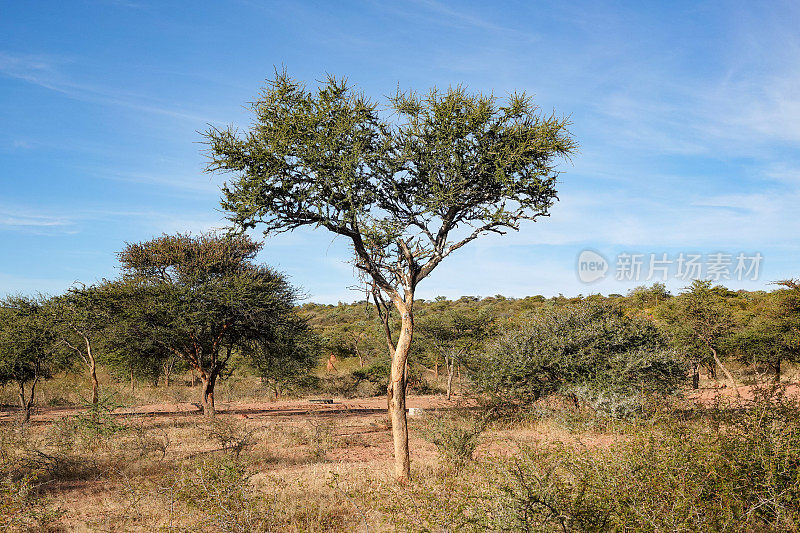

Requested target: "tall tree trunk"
[
  {"left": 388, "top": 307, "right": 412, "bottom": 484},
  {"left": 89, "top": 356, "right": 99, "bottom": 406},
  {"left": 446, "top": 356, "right": 455, "bottom": 401},
  {"left": 18, "top": 384, "right": 31, "bottom": 423},
  {"left": 18, "top": 386, "right": 30, "bottom": 423},
  {"left": 18, "top": 370, "right": 40, "bottom": 423},
  {"left": 200, "top": 373, "right": 217, "bottom": 417},
  {"left": 84, "top": 335, "right": 99, "bottom": 406},
  {"left": 710, "top": 347, "right": 738, "bottom": 394}
]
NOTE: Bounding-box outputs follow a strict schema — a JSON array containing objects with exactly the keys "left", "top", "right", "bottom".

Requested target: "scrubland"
[{"left": 2, "top": 369, "right": 799, "bottom": 532}]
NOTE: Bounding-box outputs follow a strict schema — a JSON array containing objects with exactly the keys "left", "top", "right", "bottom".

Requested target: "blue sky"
[{"left": 1, "top": 0, "right": 798, "bottom": 303}]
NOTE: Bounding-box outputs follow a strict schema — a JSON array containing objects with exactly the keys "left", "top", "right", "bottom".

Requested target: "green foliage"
[
  {"left": 49, "top": 396, "right": 127, "bottom": 452},
  {"left": 417, "top": 305, "right": 493, "bottom": 373},
  {"left": 207, "top": 73, "right": 576, "bottom": 271},
  {"left": 729, "top": 283, "right": 800, "bottom": 380},
  {"left": 473, "top": 302, "right": 685, "bottom": 417},
  {"left": 0, "top": 296, "right": 67, "bottom": 420},
  {"left": 51, "top": 284, "right": 113, "bottom": 366},
  {"left": 109, "top": 231, "right": 314, "bottom": 413},
  {"left": 626, "top": 282, "right": 671, "bottom": 312},
  {"left": 656, "top": 280, "right": 734, "bottom": 362},
  {"left": 420, "top": 410, "right": 489, "bottom": 474},
  {"left": 500, "top": 395, "right": 800, "bottom": 532},
  {"left": 171, "top": 455, "right": 267, "bottom": 533},
  {"left": 351, "top": 358, "right": 390, "bottom": 387},
  {"left": 247, "top": 315, "right": 319, "bottom": 396}
]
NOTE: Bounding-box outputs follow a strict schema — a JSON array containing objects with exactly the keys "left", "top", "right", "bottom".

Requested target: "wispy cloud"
[
  {"left": 87, "top": 167, "right": 221, "bottom": 195},
  {"left": 0, "top": 207, "right": 76, "bottom": 235},
  {"left": 0, "top": 51, "right": 217, "bottom": 123},
  {"left": 404, "top": 0, "right": 540, "bottom": 41}
]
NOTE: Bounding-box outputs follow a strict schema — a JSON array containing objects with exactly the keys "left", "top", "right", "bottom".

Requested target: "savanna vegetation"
[{"left": 2, "top": 73, "right": 799, "bottom": 531}]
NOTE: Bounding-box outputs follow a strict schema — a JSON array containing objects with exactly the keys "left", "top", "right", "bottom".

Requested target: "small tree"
[
  {"left": 205, "top": 72, "right": 576, "bottom": 481},
  {"left": 248, "top": 314, "right": 318, "bottom": 399},
  {"left": 418, "top": 307, "right": 492, "bottom": 400},
  {"left": 52, "top": 285, "right": 113, "bottom": 406},
  {"left": 113, "top": 232, "right": 309, "bottom": 416},
  {"left": 102, "top": 304, "right": 183, "bottom": 389},
  {"left": 732, "top": 281, "right": 800, "bottom": 381},
  {"left": 656, "top": 280, "right": 737, "bottom": 390},
  {"left": 626, "top": 283, "right": 671, "bottom": 313},
  {"left": 0, "top": 296, "right": 65, "bottom": 421}
]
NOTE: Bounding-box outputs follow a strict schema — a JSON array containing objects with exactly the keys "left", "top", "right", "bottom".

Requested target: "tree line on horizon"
[{"left": 3, "top": 269, "right": 798, "bottom": 420}]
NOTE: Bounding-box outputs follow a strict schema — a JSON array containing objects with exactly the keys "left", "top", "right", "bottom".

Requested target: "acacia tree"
[
  {"left": 205, "top": 72, "right": 576, "bottom": 481},
  {"left": 248, "top": 316, "right": 317, "bottom": 399},
  {"left": 53, "top": 285, "right": 113, "bottom": 406},
  {"left": 417, "top": 308, "right": 492, "bottom": 400},
  {"left": 0, "top": 296, "right": 65, "bottom": 422},
  {"left": 103, "top": 299, "right": 183, "bottom": 389},
  {"left": 114, "top": 232, "right": 308, "bottom": 416},
  {"left": 657, "top": 280, "right": 737, "bottom": 390},
  {"left": 733, "top": 280, "right": 800, "bottom": 381}
]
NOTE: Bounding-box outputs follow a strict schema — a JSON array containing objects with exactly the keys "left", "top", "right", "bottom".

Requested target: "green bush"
[
  {"left": 351, "top": 358, "right": 390, "bottom": 387},
  {"left": 472, "top": 302, "right": 686, "bottom": 417}
]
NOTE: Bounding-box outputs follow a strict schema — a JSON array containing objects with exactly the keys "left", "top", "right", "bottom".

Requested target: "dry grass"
[
  {"left": 2, "top": 376, "right": 799, "bottom": 531},
  {"left": 0, "top": 396, "right": 452, "bottom": 531}
]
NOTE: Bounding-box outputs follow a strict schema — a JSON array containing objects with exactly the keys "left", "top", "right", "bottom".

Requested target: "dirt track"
[
  {"left": 2, "top": 383, "right": 797, "bottom": 425},
  {"left": 0, "top": 394, "right": 458, "bottom": 424}
]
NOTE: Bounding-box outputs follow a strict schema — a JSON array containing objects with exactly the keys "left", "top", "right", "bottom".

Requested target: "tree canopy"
[
  {"left": 205, "top": 72, "right": 577, "bottom": 481},
  {"left": 0, "top": 296, "right": 67, "bottom": 421},
  {"left": 207, "top": 73, "right": 576, "bottom": 301},
  {"left": 112, "top": 232, "right": 312, "bottom": 416}
]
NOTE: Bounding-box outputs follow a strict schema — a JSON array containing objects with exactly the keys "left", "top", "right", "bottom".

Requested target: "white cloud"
[
  {"left": 0, "top": 207, "right": 76, "bottom": 235},
  {"left": 0, "top": 51, "right": 218, "bottom": 123}
]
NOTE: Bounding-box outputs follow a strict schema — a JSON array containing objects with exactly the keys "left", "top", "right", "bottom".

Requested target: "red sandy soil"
[
  {"left": 2, "top": 383, "right": 797, "bottom": 424},
  {"left": 686, "top": 382, "right": 800, "bottom": 403},
  {"left": 0, "top": 394, "right": 458, "bottom": 424}
]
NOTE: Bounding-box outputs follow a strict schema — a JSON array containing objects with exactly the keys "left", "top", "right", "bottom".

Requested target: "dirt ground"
[
  {"left": 2, "top": 383, "right": 798, "bottom": 530},
  {"left": 0, "top": 394, "right": 454, "bottom": 423}
]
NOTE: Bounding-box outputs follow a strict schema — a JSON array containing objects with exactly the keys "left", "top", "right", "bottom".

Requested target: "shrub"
[
  {"left": 499, "top": 397, "right": 800, "bottom": 531},
  {"left": 0, "top": 474, "right": 65, "bottom": 531},
  {"left": 171, "top": 455, "right": 268, "bottom": 533},
  {"left": 352, "top": 359, "right": 390, "bottom": 388},
  {"left": 205, "top": 417, "right": 255, "bottom": 458},
  {"left": 420, "top": 410, "right": 489, "bottom": 474},
  {"left": 48, "top": 398, "right": 126, "bottom": 453},
  {"left": 472, "top": 302, "right": 685, "bottom": 417},
  {"left": 306, "top": 418, "right": 335, "bottom": 461}
]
